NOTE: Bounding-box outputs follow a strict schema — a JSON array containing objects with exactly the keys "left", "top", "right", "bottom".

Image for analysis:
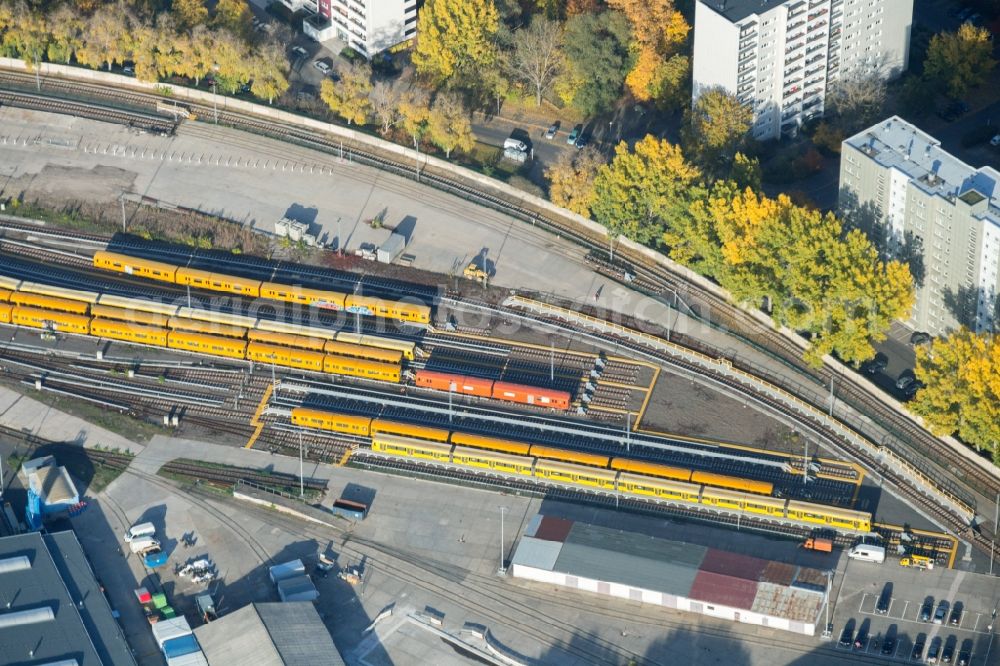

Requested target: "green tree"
[
  {"left": 911, "top": 330, "right": 1000, "bottom": 461},
  {"left": 172, "top": 0, "right": 209, "bottom": 31},
  {"left": 924, "top": 23, "right": 996, "bottom": 99},
  {"left": 682, "top": 87, "right": 753, "bottom": 175},
  {"left": 729, "top": 152, "right": 761, "bottom": 191},
  {"left": 662, "top": 178, "right": 732, "bottom": 277},
  {"left": 427, "top": 92, "right": 474, "bottom": 158},
  {"left": 590, "top": 136, "right": 701, "bottom": 248},
  {"left": 412, "top": 0, "right": 500, "bottom": 88},
  {"left": 544, "top": 146, "right": 604, "bottom": 217},
  {"left": 320, "top": 62, "right": 372, "bottom": 125},
  {"left": 560, "top": 11, "right": 633, "bottom": 115}
]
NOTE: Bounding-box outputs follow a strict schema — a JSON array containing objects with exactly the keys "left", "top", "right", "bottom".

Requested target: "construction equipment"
[
  {"left": 803, "top": 536, "right": 833, "bottom": 552},
  {"left": 463, "top": 261, "right": 488, "bottom": 285},
  {"left": 316, "top": 554, "right": 336, "bottom": 578},
  {"left": 900, "top": 554, "right": 935, "bottom": 570},
  {"left": 338, "top": 566, "right": 362, "bottom": 585}
]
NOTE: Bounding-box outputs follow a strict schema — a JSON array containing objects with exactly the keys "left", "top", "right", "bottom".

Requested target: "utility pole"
[
  {"left": 298, "top": 431, "right": 305, "bottom": 499},
  {"left": 625, "top": 411, "right": 631, "bottom": 455},
  {"left": 186, "top": 284, "right": 191, "bottom": 308},
  {"left": 550, "top": 341, "right": 554, "bottom": 382},
  {"left": 803, "top": 433, "right": 808, "bottom": 486},
  {"left": 448, "top": 382, "right": 454, "bottom": 423},
  {"left": 120, "top": 195, "right": 127, "bottom": 233},
  {"left": 497, "top": 506, "right": 508, "bottom": 575},
  {"left": 34, "top": 50, "right": 40, "bottom": 92},
  {"left": 828, "top": 376, "right": 835, "bottom": 416}
]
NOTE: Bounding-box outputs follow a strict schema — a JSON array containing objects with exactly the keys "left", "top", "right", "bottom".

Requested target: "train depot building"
[{"left": 511, "top": 514, "right": 830, "bottom": 636}]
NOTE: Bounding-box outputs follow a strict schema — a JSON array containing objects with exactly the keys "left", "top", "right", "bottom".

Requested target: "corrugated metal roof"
[
  {"left": 759, "top": 561, "right": 796, "bottom": 585},
  {"left": 699, "top": 549, "right": 767, "bottom": 581},
  {"left": 554, "top": 541, "right": 700, "bottom": 597},
  {"left": 689, "top": 570, "right": 759, "bottom": 610},
  {"left": 564, "top": 522, "right": 708, "bottom": 568},
  {"left": 793, "top": 567, "right": 828, "bottom": 592},
  {"left": 533, "top": 516, "right": 574, "bottom": 543},
  {"left": 510, "top": 536, "right": 563, "bottom": 570},
  {"left": 751, "top": 581, "right": 823, "bottom": 624},
  {"left": 196, "top": 603, "right": 344, "bottom": 666}
]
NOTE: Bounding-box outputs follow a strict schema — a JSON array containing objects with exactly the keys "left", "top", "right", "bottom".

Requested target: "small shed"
[
  {"left": 21, "top": 456, "right": 79, "bottom": 517},
  {"left": 276, "top": 575, "right": 319, "bottom": 603},
  {"left": 377, "top": 232, "right": 407, "bottom": 264},
  {"left": 268, "top": 559, "right": 305, "bottom": 584}
]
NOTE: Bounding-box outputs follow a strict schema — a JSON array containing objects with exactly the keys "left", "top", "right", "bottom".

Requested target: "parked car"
[
  {"left": 949, "top": 602, "right": 963, "bottom": 627},
  {"left": 942, "top": 636, "right": 956, "bottom": 664},
  {"left": 854, "top": 621, "right": 869, "bottom": 650},
  {"left": 910, "top": 331, "right": 932, "bottom": 345},
  {"left": 544, "top": 122, "right": 559, "bottom": 139},
  {"left": 291, "top": 46, "right": 309, "bottom": 58},
  {"left": 313, "top": 60, "right": 332, "bottom": 74},
  {"left": 928, "top": 637, "right": 942, "bottom": 664},
  {"left": 912, "top": 634, "right": 926, "bottom": 661},
  {"left": 122, "top": 65, "right": 135, "bottom": 76},
  {"left": 839, "top": 620, "right": 855, "bottom": 648},
  {"left": 567, "top": 124, "right": 582, "bottom": 145},
  {"left": 934, "top": 600, "right": 949, "bottom": 624},
  {"left": 864, "top": 353, "right": 888, "bottom": 374},
  {"left": 875, "top": 582, "right": 893, "bottom": 615},
  {"left": 957, "top": 639, "right": 973, "bottom": 666},
  {"left": 896, "top": 371, "right": 915, "bottom": 390},
  {"left": 920, "top": 597, "right": 935, "bottom": 622},
  {"left": 881, "top": 630, "right": 896, "bottom": 655},
  {"left": 991, "top": 134, "right": 1000, "bottom": 147},
  {"left": 574, "top": 134, "right": 589, "bottom": 149}
]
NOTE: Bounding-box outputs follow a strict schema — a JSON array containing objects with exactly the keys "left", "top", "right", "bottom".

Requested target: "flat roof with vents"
[{"left": 0, "top": 531, "right": 136, "bottom": 665}]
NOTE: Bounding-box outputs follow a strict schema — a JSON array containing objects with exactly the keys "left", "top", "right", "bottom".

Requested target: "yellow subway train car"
[{"left": 90, "top": 318, "right": 169, "bottom": 346}]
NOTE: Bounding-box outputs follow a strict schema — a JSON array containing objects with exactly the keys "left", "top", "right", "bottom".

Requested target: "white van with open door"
[
  {"left": 124, "top": 522, "right": 155, "bottom": 543},
  {"left": 848, "top": 544, "right": 886, "bottom": 564}
]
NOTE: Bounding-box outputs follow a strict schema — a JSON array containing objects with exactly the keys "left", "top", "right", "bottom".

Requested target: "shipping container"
[
  {"left": 414, "top": 370, "right": 494, "bottom": 397},
  {"left": 94, "top": 250, "right": 178, "bottom": 281},
  {"left": 330, "top": 498, "right": 368, "bottom": 521},
  {"left": 491, "top": 381, "right": 571, "bottom": 410},
  {"left": 268, "top": 559, "right": 306, "bottom": 584}
]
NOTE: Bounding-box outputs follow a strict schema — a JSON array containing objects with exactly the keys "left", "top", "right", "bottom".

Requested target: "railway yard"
[{"left": 0, "top": 75, "right": 1000, "bottom": 666}]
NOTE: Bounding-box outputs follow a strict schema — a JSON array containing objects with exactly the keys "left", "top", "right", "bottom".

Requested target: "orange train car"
[
  {"left": 91, "top": 304, "right": 171, "bottom": 328},
  {"left": 93, "top": 250, "right": 177, "bottom": 281},
  {"left": 323, "top": 355, "right": 401, "bottom": 383},
  {"left": 290, "top": 407, "right": 373, "bottom": 435},
  {"left": 167, "top": 330, "right": 247, "bottom": 359},
  {"left": 90, "top": 318, "right": 169, "bottom": 346},
  {"left": 247, "top": 341, "right": 326, "bottom": 372},
  {"left": 414, "top": 370, "right": 494, "bottom": 397},
  {"left": 12, "top": 307, "right": 91, "bottom": 334},
  {"left": 448, "top": 431, "right": 531, "bottom": 456},
  {"left": 492, "top": 381, "right": 571, "bottom": 410},
  {"left": 690, "top": 470, "right": 773, "bottom": 496},
  {"left": 247, "top": 329, "right": 328, "bottom": 352},
  {"left": 370, "top": 418, "right": 451, "bottom": 443},
  {"left": 528, "top": 444, "right": 609, "bottom": 468},
  {"left": 610, "top": 458, "right": 692, "bottom": 482},
  {"left": 10, "top": 292, "right": 90, "bottom": 315},
  {"left": 174, "top": 267, "right": 261, "bottom": 298}
]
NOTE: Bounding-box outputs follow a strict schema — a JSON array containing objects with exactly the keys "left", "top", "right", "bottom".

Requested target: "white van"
[
  {"left": 848, "top": 544, "right": 886, "bottom": 564},
  {"left": 129, "top": 537, "right": 161, "bottom": 555},
  {"left": 124, "top": 522, "right": 156, "bottom": 542},
  {"left": 504, "top": 138, "right": 528, "bottom": 153}
]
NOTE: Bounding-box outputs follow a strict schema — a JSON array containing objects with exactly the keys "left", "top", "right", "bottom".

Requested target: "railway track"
[
  {"left": 0, "top": 69, "right": 995, "bottom": 541},
  {"left": 159, "top": 459, "right": 327, "bottom": 492}
]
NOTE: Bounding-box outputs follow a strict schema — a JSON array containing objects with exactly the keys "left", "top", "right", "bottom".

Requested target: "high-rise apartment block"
[
  {"left": 839, "top": 116, "right": 1000, "bottom": 336},
  {"left": 692, "top": 0, "right": 913, "bottom": 141},
  {"left": 300, "top": 0, "right": 418, "bottom": 57}
]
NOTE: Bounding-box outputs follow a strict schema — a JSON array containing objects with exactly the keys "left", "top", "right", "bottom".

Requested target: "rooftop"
[
  {"left": 195, "top": 602, "right": 343, "bottom": 666},
  {"left": 845, "top": 116, "right": 1000, "bottom": 224},
  {"left": 511, "top": 515, "right": 826, "bottom": 624},
  {"left": 697, "top": 0, "right": 802, "bottom": 24},
  {"left": 0, "top": 531, "right": 137, "bottom": 666}
]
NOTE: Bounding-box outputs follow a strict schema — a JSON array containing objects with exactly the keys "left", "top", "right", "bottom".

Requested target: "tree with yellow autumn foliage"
[
  {"left": 320, "top": 62, "right": 372, "bottom": 126},
  {"left": 924, "top": 23, "right": 996, "bottom": 99},
  {"left": 911, "top": 330, "right": 1000, "bottom": 462},
  {"left": 545, "top": 146, "right": 604, "bottom": 217},
  {"left": 682, "top": 87, "right": 754, "bottom": 175},
  {"left": 412, "top": 0, "right": 500, "bottom": 89},
  {"left": 608, "top": 0, "right": 689, "bottom": 104}
]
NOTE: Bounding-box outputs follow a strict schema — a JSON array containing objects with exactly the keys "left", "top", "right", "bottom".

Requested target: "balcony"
[
  {"left": 784, "top": 85, "right": 801, "bottom": 97},
  {"left": 805, "top": 64, "right": 824, "bottom": 77},
  {"left": 739, "top": 49, "right": 757, "bottom": 63},
  {"left": 739, "top": 38, "right": 757, "bottom": 50},
  {"left": 738, "top": 72, "right": 756, "bottom": 85},
  {"left": 783, "top": 97, "right": 802, "bottom": 110},
  {"left": 784, "top": 65, "right": 803, "bottom": 77},
  {"left": 808, "top": 20, "right": 827, "bottom": 33},
  {"left": 804, "top": 76, "right": 824, "bottom": 88},
  {"left": 788, "top": 2, "right": 807, "bottom": 18},
  {"left": 808, "top": 8, "right": 828, "bottom": 20},
  {"left": 785, "top": 53, "right": 804, "bottom": 65},
  {"left": 787, "top": 20, "right": 806, "bottom": 31},
  {"left": 806, "top": 43, "right": 825, "bottom": 55},
  {"left": 786, "top": 31, "right": 805, "bottom": 42}
]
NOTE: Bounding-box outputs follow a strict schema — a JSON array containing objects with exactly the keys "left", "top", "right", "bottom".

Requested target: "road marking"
[
  {"left": 973, "top": 613, "right": 982, "bottom": 632},
  {"left": 902, "top": 600, "right": 910, "bottom": 619},
  {"left": 858, "top": 593, "right": 868, "bottom": 613}
]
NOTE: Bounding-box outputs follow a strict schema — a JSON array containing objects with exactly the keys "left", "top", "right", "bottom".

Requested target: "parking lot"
[{"left": 829, "top": 560, "right": 999, "bottom": 665}]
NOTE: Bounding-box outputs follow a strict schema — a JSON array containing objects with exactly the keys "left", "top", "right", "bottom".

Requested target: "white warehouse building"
[{"left": 692, "top": 0, "right": 913, "bottom": 140}]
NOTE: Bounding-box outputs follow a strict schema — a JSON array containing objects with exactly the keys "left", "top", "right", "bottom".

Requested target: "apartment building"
[
  {"left": 301, "top": 0, "right": 418, "bottom": 57},
  {"left": 839, "top": 116, "right": 1000, "bottom": 336},
  {"left": 692, "top": 0, "right": 912, "bottom": 141}
]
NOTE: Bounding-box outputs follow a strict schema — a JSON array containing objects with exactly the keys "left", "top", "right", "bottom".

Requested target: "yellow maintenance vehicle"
[
  {"left": 463, "top": 261, "right": 488, "bottom": 285},
  {"left": 900, "top": 553, "right": 935, "bottom": 570}
]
